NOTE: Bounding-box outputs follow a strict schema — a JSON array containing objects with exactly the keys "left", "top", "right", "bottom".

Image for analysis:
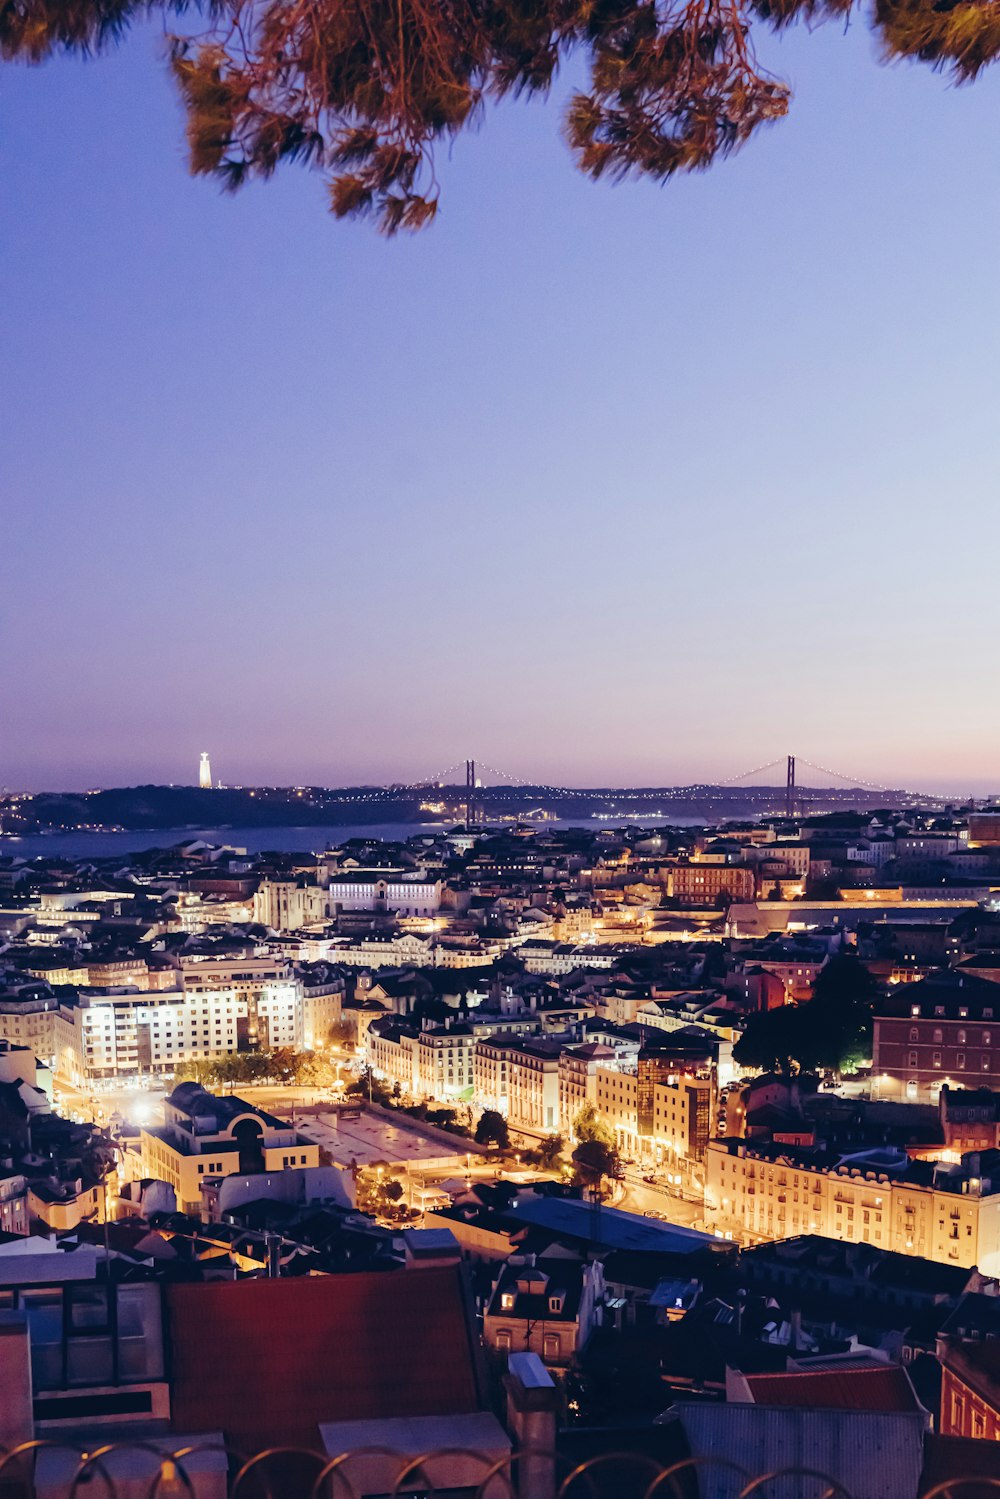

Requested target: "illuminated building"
[
  {"left": 873, "top": 972, "right": 1000, "bottom": 1100},
  {"left": 199, "top": 751, "right": 212, "bottom": 789},
  {"left": 140, "top": 1083, "right": 320, "bottom": 1216},
  {"left": 705, "top": 1138, "right": 1000, "bottom": 1272}
]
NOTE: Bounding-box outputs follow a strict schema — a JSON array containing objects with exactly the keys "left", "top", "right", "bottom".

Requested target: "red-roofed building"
[
  {"left": 729, "top": 1362, "right": 926, "bottom": 1416},
  {"left": 168, "top": 1265, "right": 484, "bottom": 1451}
]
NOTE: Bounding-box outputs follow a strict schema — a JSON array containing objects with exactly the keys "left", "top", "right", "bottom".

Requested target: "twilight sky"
[{"left": 2, "top": 20, "right": 1000, "bottom": 794}]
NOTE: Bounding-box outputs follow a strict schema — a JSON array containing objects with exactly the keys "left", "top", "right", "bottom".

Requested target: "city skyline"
[
  {"left": 7, "top": 750, "right": 1000, "bottom": 798},
  {"left": 3, "top": 20, "right": 1000, "bottom": 793}
]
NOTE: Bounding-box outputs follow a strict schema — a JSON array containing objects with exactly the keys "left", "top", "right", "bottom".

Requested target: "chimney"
[{"left": 504, "top": 1353, "right": 557, "bottom": 1499}]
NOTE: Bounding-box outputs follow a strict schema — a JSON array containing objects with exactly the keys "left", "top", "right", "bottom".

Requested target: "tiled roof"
[
  {"left": 744, "top": 1365, "right": 922, "bottom": 1413},
  {"left": 168, "top": 1266, "right": 481, "bottom": 1449}
]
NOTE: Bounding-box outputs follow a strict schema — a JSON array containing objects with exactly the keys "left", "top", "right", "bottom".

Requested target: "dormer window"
[
  {"left": 548, "top": 1295, "right": 565, "bottom": 1314},
  {"left": 501, "top": 1292, "right": 515, "bottom": 1310},
  {"left": 911, "top": 1006, "right": 921, "bottom": 1018},
  {"left": 935, "top": 1006, "right": 945, "bottom": 1018}
]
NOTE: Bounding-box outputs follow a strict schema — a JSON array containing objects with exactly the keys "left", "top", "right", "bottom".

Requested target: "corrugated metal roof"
[{"left": 674, "top": 1403, "right": 926, "bottom": 1499}]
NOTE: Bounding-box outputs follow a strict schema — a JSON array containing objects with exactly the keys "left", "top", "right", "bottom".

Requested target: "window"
[
  {"left": 933, "top": 1029, "right": 943, "bottom": 1045},
  {"left": 909, "top": 1028, "right": 919, "bottom": 1042},
  {"left": 908, "top": 1051, "right": 918, "bottom": 1067},
  {"left": 933, "top": 1052, "right": 942, "bottom": 1067}
]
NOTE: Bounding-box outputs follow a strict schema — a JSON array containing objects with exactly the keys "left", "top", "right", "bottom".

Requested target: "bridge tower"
[
  {"left": 465, "top": 759, "right": 478, "bottom": 828},
  {"left": 785, "top": 755, "right": 796, "bottom": 818}
]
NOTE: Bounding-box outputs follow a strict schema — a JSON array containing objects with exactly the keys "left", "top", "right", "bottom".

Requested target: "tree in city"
[
  {"left": 3, "top": 0, "right": 999, "bottom": 233},
  {"left": 537, "top": 1133, "right": 565, "bottom": 1170},
  {"left": 474, "top": 1108, "right": 510, "bottom": 1149},
  {"left": 345, "top": 1065, "right": 393, "bottom": 1106},
  {"left": 356, "top": 1167, "right": 406, "bottom": 1217},
  {"left": 733, "top": 953, "right": 877, "bottom": 1075},
  {"left": 326, "top": 1019, "right": 355, "bottom": 1050},
  {"left": 573, "top": 1101, "right": 615, "bottom": 1148},
  {"left": 572, "top": 1136, "right": 620, "bottom": 1188}
]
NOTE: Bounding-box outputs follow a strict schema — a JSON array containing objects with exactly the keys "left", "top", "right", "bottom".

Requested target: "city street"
[{"left": 617, "top": 1171, "right": 706, "bottom": 1233}]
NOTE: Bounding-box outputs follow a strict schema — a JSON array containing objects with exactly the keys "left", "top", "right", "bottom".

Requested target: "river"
[{"left": 0, "top": 815, "right": 704, "bottom": 860}]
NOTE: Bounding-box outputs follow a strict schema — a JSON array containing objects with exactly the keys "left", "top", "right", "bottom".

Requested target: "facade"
[
  {"left": 140, "top": 1084, "right": 320, "bottom": 1215},
  {"left": 329, "top": 877, "right": 442, "bottom": 917},
  {"left": 473, "top": 1037, "right": 561, "bottom": 1133},
  {"left": 367, "top": 1016, "right": 420, "bottom": 1095},
  {"left": 331, "top": 934, "right": 436, "bottom": 968},
  {"left": 558, "top": 1042, "right": 616, "bottom": 1135},
  {"left": 483, "top": 1258, "right": 604, "bottom": 1367},
  {"left": 254, "top": 880, "right": 328, "bottom": 931},
  {"left": 705, "top": 1139, "right": 1000, "bottom": 1272},
  {"left": 593, "top": 1063, "right": 712, "bottom": 1165},
  {"left": 873, "top": 975, "right": 1000, "bottom": 1100},
  {"left": 938, "top": 1295, "right": 1000, "bottom": 1441},
  {"left": 667, "top": 864, "right": 756, "bottom": 906},
  {"left": 416, "top": 1024, "right": 475, "bottom": 1099},
  {"left": 0, "top": 987, "right": 60, "bottom": 1068},
  {"left": 54, "top": 983, "right": 303, "bottom": 1087}
]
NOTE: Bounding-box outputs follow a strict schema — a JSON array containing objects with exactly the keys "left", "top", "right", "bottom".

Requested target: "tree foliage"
[
  {"left": 174, "top": 1046, "right": 335, "bottom": 1088},
  {"left": 3, "top": 0, "right": 998, "bottom": 232},
  {"left": 733, "top": 953, "right": 877, "bottom": 1074},
  {"left": 572, "top": 1135, "right": 620, "bottom": 1184},
  {"left": 474, "top": 1107, "right": 510, "bottom": 1148},
  {"left": 573, "top": 1101, "right": 615, "bottom": 1147}
]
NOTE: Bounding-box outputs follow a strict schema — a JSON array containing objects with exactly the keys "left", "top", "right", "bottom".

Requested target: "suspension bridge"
[{"left": 378, "top": 754, "right": 958, "bottom": 820}]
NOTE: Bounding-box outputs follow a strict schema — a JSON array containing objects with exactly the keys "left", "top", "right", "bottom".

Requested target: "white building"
[
  {"left": 54, "top": 982, "right": 303, "bottom": 1087},
  {"left": 329, "top": 877, "right": 443, "bottom": 918}
]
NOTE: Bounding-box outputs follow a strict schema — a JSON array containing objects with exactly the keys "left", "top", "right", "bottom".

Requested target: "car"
[{"left": 642, "top": 1174, "right": 657, "bottom": 1184}]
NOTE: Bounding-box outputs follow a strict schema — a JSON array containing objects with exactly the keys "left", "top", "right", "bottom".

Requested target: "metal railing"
[{"left": 1, "top": 1441, "right": 998, "bottom": 1499}]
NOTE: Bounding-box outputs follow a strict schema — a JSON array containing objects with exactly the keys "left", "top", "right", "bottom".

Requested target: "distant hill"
[{"left": 0, "top": 780, "right": 927, "bottom": 836}]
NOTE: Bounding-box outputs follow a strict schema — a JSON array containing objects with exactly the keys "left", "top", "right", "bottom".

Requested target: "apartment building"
[
  {"left": 416, "top": 1023, "right": 475, "bottom": 1099},
  {"left": 667, "top": 864, "right": 756, "bottom": 906},
  {"left": 54, "top": 982, "right": 303, "bottom": 1087},
  {"left": 330, "top": 934, "right": 437, "bottom": 968},
  {"left": 140, "top": 1084, "right": 320, "bottom": 1215},
  {"left": 0, "top": 983, "right": 60, "bottom": 1066},
  {"left": 473, "top": 1036, "right": 561, "bottom": 1133},
  {"left": 594, "top": 1063, "right": 712, "bottom": 1165},
  {"left": 483, "top": 1258, "right": 605, "bottom": 1367},
  {"left": 873, "top": 973, "right": 1000, "bottom": 1100},
  {"left": 938, "top": 1294, "right": 1000, "bottom": 1441},
  {"left": 558, "top": 1042, "right": 616, "bottom": 1135},
  {"left": 705, "top": 1139, "right": 1000, "bottom": 1272},
  {"left": 367, "top": 1015, "right": 420, "bottom": 1094}
]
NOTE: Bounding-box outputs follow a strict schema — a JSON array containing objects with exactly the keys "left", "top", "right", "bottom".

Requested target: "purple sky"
[{"left": 3, "top": 21, "right": 1000, "bottom": 794}]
